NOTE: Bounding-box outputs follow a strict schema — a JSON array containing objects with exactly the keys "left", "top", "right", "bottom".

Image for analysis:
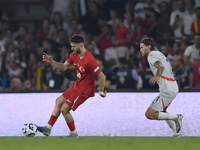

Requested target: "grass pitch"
[{"left": 0, "top": 136, "right": 199, "bottom": 150}]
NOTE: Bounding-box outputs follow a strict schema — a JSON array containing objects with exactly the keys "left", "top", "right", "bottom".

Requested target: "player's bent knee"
[
  {"left": 55, "top": 96, "right": 65, "bottom": 107},
  {"left": 55, "top": 98, "right": 63, "bottom": 108},
  {"left": 145, "top": 111, "right": 154, "bottom": 120},
  {"left": 145, "top": 112, "right": 150, "bottom": 119},
  {"left": 60, "top": 103, "right": 70, "bottom": 113},
  {"left": 60, "top": 105, "right": 67, "bottom": 113}
]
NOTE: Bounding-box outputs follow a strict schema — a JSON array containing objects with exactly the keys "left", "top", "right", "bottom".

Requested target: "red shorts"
[{"left": 62, "top": 85, "right": 89, "bottom": 111}]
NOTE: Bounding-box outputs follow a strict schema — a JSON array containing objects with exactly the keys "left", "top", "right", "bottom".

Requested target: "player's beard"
[
  {"left": 141, "top": 52, "right": 146, "bottom": 57},
  {"left": 143, "top": 53, "right": 148, "bottom": 57},
  {"left": 142, "top": 49, "right": 148, "bottom": 57},
  {"left": 76, "top": 48, "right": 81, "bottom": 54}
]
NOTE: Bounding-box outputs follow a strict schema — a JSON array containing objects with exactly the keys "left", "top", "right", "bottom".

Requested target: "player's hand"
[
  {"left": 99, "top": 91, "right": 107, "bottom": 98},
  {"left": 150, "top": 76, "right": 159, "bottom": 84},
  {"left": 43, "top": 52, "right": 53, "bottom": 64}
]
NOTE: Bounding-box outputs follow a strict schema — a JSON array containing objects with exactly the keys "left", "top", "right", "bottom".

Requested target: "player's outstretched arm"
[
  {"left": 97, "top": 72, "right": 107, "bottom": 98},
  {"left": 43, "top": 52, "right": 53, "bottom": 63},
  {"left": 43, "top": 53, "right": 72, "bottom": 71},
  {"left": 150, "top": 61, "right": 164, "bottom": 84}
]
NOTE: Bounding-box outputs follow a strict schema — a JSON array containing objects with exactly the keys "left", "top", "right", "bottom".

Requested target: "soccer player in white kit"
[{"left": 140, "top": 37, "right": 183, "bottom": 137}]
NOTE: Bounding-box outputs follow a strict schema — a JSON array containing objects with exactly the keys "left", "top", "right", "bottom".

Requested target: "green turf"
[{"left": 0, "top": 136, "right": 200, "bottom": 150}]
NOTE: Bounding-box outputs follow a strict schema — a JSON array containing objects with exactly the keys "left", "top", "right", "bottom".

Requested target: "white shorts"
[{"left": 150, "top": 91, "right": 178, "bottom": 112}]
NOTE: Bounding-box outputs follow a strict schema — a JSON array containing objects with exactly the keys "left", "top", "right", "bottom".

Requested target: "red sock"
[
  {"left": 67, "top": 120, "right": 76, "bottom": 131},
  {"left": 48, "top": 115, "right": 58, "bottom": 126}
]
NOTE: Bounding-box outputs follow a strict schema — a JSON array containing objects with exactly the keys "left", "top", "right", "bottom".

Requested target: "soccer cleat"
[
  {"left": 67, "top": 132, "right": 79, "bottom": 138},
  {"left": 36, "top": 126, "right": 51, "bottom": 136},
  {"left": 172, "top": 133, "right": 182, "bottom": 138},
  {"left": 175, "top": 114, "right": 183, "bottom": 133}
]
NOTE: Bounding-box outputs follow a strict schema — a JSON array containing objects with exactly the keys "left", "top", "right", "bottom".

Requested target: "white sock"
[
  {"left": 71, "top": 129, "right": 77, "bottom": 133},
  {"left": 158, "top": 112, "right": 178, "bottom": 120},
  {"left": 46, "top": 124, "right": 52, "bottom": 130},
  {"left": 165, "top": 120, "right": 176, "bottom": 134}
]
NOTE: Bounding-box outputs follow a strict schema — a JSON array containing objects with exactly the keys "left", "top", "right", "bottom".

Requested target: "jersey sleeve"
[
  {"left": 148, "top": 55, "right": 160, "bottom": 66},
  {"left": 87, "top": 59, "right": 102, "bottom": 77},
  {"left": 67, "top": 53, "right": 74, "bottom": 64}
]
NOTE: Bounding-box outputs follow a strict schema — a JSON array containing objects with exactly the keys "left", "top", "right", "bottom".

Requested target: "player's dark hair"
[
  {"left": 140, "top": 37, "right": 155, "bottom": 50},
  {"left": 69, "top": 34, "right": 84, "bottom": 44}
]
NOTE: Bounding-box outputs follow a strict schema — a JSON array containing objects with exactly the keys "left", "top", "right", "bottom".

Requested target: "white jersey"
[{"left": 147, "top": 51, "right": 179, "bottom": 93}]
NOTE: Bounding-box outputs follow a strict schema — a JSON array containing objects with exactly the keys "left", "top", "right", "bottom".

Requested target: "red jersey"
[
  {"left": 67, "top": 50, "right": 101, "bottom": 97},
  {"left": 115, "top": 26, "right": 130, "bottom": 47}
]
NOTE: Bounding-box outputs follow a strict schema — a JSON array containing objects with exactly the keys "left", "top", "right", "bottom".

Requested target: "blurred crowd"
[{"left": 0, "top": 0, "right": 200, "bottom": 92}]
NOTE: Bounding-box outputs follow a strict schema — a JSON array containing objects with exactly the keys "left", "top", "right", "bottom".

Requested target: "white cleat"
[
  {"left": 175, "top": 114, "right": 183, "bottom": 133},
  {"left": 67, "top": 132, "right": 79, "bottom": 138},
  {"left": 36, "top": 125, "right": 51, "bottom": 136},
  {"left": 172, "top": 133, "right": 182, "bottom": 138}
]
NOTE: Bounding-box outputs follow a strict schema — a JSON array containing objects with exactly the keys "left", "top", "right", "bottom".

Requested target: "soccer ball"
[{"left": 22, "top": 122, "right": 37, "bottom": 137}]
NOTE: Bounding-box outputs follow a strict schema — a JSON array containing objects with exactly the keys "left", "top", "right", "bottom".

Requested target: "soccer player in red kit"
[{"left": 36, "top": 34, "right": 107, "bottom": 138}]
